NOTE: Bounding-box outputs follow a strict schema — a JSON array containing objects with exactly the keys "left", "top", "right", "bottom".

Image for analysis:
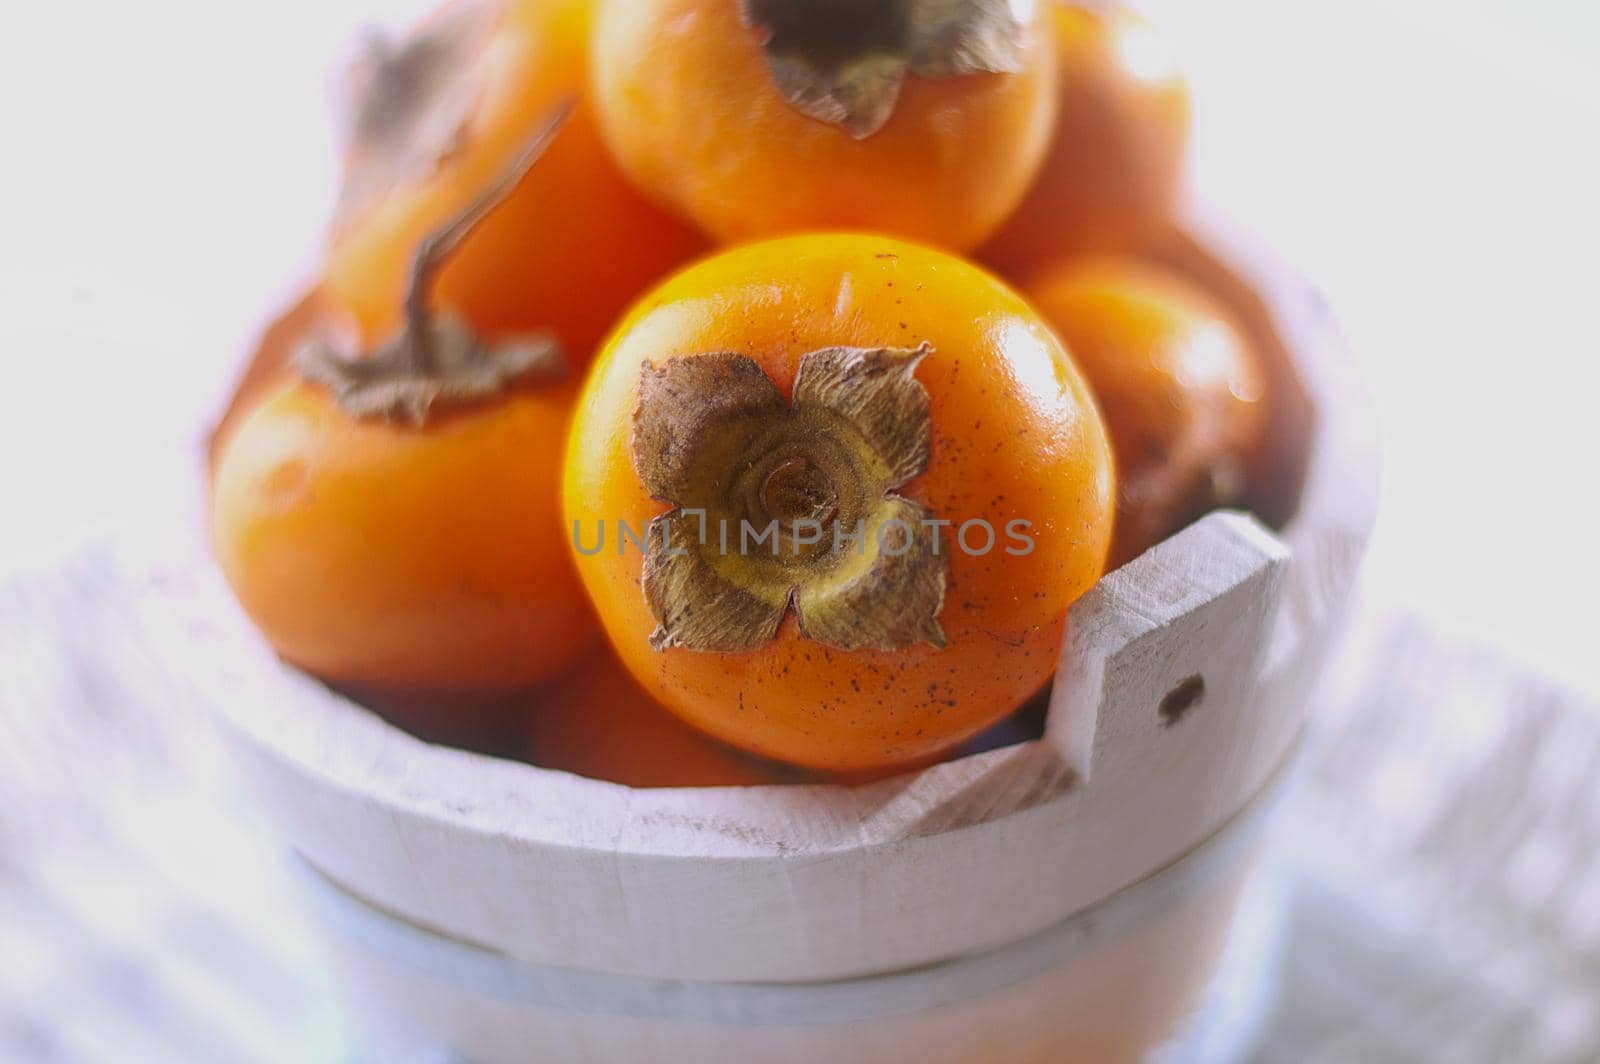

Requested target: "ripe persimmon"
[
  {"left": 589, "top": 0, "right": 1058, "bottom": 251},
  {"left": 325, "top": 0, "right": 706, "bottom": 365},
  {"left": 1025, "top": 258, "right": 1267, "bottom": 567},
  {"left": 213, "top": 379, "right": 596, "bottom": 694},
  {"left": 526, "top": 649, "right": 781, "bottom": 787},
  {"left": 213, "top": 107, "right": 599, "bottom": 696},
  {"left": 981, "top": 3, "right": 1190, "bottom": 275},
  {"left": 563, "top": 234, "right": 1114, "bottom": 772}
]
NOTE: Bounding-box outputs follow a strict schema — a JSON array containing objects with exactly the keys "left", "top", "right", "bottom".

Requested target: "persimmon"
[
  {"left": 563, "top": 234, "right": 1114, "bottom": 772},
  {"left": 527, "top": 649, "right": 782, "bottom": 787},
  {"left": 589, "top": 0, "right": 1059, "bottom": 251},
  {"left": 1025, "top": 258, "right": 1267, "bottom": 567},
  {"left": 213, "top": 108, "right": 598, "bottom": 696},
  {"left": 981, "top": 3, "right": 1190, "bottom": 275},
  {"left": 325, "top": 0, "right": 706, "bottom": 365},
  {"left": 213, "top": 379, "right": 596, "bottom": 693}
]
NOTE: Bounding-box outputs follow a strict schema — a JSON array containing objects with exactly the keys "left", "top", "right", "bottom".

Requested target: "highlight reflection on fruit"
[{"left": 982, "top": 2, "right": 1191, "bottom": 274}]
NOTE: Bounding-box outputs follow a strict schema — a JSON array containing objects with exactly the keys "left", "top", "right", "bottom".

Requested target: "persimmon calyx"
[
  {"left": 334, "top": 0, "right": 505, "bottom": 234},
  {"left": 300, "top": 100, "right": 575, "bottom": 426},
  {"left": 739, "top": 0, "right": 1028, "bottom": 138},
  {"left": 296, "top": 320, "right": 561, "bottom": 426},
  {"left": 632, "top": 344, "right": 948, "bottom": 654}
]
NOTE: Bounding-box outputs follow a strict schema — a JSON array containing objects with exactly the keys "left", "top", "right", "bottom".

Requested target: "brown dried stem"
[{"left": 298, "top": 101, "right": 575, "bottom": 425}]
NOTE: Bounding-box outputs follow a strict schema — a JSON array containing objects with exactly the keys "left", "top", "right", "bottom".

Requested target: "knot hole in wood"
[{"left": 1159, "top": 674, "right": 1206, "bottom": 728}]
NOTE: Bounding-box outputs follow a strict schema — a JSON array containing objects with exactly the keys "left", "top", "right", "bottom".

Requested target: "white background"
[{"left": 2, "top": 1, "right": 1597, "bottom": 692}]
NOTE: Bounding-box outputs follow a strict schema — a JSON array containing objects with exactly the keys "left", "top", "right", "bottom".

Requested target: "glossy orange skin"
[
  {"left": 982, "top": 3, "right": 1191, "bottom": 275},
  {"left": 1026, "top": 259, "right": 1267, "bottom": 567},
  {"left": 527, "top": 649, "right": 780, "bottom": 787},
  {"left": 212, "top": 380, "right": 598, "bottom": 695},
  {"left": 589, "top": 0, "right": 1058, "bottom": 251},
  {"left": 326, "top": 0, "right": 707, "bottom": 365},
  {"left": 564, "top": 234, "right": 1114, "bottom": 772}
]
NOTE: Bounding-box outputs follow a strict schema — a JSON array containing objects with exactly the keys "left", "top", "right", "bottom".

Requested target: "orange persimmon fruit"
[
  {"left": 982, "top": 3, "right": 1191, "bottom": 274},
  {"left": 213, "top": 378, "right": 596, "bottom": 694},
  {"left": 589, "top": 0, "right": 1059, "bottom": 251},
  {"left": 213, "top": 107, "right": 598, "bottom": 697},
  {"left": 527, "top": 649, "right": 781, "bottom": 787},
  {"left": 325, "top": 0, "right": 706, "bottom": 365},
  {"left": 1025, "top": 258, "right": 1267, "bottom": 568},
  {"left": 564, "top": 233, "right": 1114, "bottom": 773}
]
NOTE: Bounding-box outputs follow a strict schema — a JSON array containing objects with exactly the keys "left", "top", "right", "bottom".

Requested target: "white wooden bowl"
[{"left": 178, "top": 212, "right": 1376, "bottom": 1059}]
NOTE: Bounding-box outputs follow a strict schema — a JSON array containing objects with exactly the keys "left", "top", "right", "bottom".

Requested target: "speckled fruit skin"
[{"left": 563, "top": 234, "right": 1114, "bottom": 773}]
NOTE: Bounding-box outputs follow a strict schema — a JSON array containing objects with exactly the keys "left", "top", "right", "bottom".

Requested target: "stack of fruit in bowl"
[{"left": 208, "top": 0, "right": 1295, "bottom": 786}]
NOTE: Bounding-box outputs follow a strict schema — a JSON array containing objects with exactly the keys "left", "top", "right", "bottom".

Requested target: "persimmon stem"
[{"left": 400, "top": 98, "right": 576, "bottom": 374}]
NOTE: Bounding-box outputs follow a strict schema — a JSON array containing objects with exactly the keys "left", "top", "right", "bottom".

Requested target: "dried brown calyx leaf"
[
  {"left": 298, "top": 319, "right": 560, "bottom": 426},
  {"left": 738, "top": 0, "right": 1028, "bottom": 138},
  {"left": 297, "top": 102, "right": 574, "bottom": 426},
  {"left": 334, "top": 0, "right": 504, "bottom": 234},
  {"left": 633, "top": 344, "right": 947, "bottom": 654}
]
